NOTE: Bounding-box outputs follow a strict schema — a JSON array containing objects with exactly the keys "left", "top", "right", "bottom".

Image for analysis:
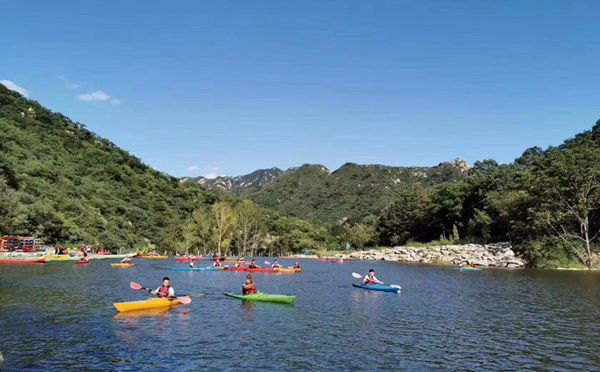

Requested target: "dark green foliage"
[{"left": 0, "top": 83, "right": 333, "bottom": 253}]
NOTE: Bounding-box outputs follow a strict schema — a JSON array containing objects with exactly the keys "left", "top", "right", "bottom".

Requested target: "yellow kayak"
[
  {"left": 277, "top": 268, "right": 302, "bottom": 274},
  {"left": 111, "top": 263, "right": 135, "bottom": 268},
  {"left": 137, "top": 255, "right": 169, "bottom": 260},
  {"left": 113, "top": 297, "right": 190, "bottom": 312}
]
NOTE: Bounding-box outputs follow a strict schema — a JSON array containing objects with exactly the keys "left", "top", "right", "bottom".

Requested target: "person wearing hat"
[
  {"left": 363, "top": 269, "right": 384, "bottom": 285},
  {"left": 242, "top": 274, "right": 257, "bottom": 295},
  {"left": 150, "top": 277, "right": 176, "bottom": 299}
]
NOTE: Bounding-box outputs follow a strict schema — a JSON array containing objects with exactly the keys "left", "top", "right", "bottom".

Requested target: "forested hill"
[
  {"left": 0, "top": 83, "right": 335, "bottom": 253},
  {"left": 0, "top": 83, "right": 214, "bottom": 248},
  {"left": 190, "top": 160, "right": 469, "bottom": 225}
]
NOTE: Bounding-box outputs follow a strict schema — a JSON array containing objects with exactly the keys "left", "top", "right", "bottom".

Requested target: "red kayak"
[
  {"left": 313, "top": 258, "right": 348, "bottom": 264},
  {"left": 223, "top": 267, "right": 288, "bottom": 274},
  {"left": 0, "top": 258, "right": 46, "bottom": 265},
  {"left": 76, "top": 260, "right": 90, "bottom": 265}
]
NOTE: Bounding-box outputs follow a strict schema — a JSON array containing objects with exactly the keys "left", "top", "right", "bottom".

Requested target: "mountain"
[
  {"left": 0, "top": 83, "right": 334, "bottom": 252},
  {"left": 188, "top": 160, "right": 469, "bottom": 226},
  {"left": 184, "top": 167, "right": 284, "bottom": 194}
]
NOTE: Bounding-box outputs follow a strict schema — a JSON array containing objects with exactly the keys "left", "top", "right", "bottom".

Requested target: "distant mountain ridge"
[
  {"left": 184, "top": 167, "right": 284, "bottom": 193},
  {"left": 184, "top": 160, "right": 470, "bottom": 225}
]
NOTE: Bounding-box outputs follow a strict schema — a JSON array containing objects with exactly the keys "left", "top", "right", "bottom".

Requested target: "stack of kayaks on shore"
[{"left": 224, "top": 292, "right": 296, "bottom": 304}]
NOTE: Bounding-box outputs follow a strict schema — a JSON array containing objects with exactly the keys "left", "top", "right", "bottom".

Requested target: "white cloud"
[
  {"left": 203, "top": 172, "right": 220, "bottom": 179},
  {"left": 187, "top": 165, "right": 200, "bottom": 172},
  {"left": 1, "top": 80, "right": 29, "bottom": 97},
  {"left": 78, "top": 90, "right": 113, "bottom": 102}
]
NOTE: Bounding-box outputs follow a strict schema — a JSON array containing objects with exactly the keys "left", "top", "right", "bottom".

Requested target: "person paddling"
[
  {"left": 271, "top": 259, "right": 281, "bottom": 269},
  {"left": 293, "top": 262, "right": 301, "bottom": 270},
  {"left": 150, "top": 277, "right": 176, "bottom": 299},
  {"left": 363, "top": 269, "right": 383, "bottom": 285},
  {"left": 213, "top": 259, "right": 222, "bottom": 268},
  {"left": 242, "top": 274, "right": 257, "bottom": 295},
  {"left": 248, "top": 259, "right": 260, "bottom": 269},
  {"left": 189, "top": 260, "right": 195, "bottom": 268},
  {"left": 121, "top": 257, "right": 132, "bottom": 264}
]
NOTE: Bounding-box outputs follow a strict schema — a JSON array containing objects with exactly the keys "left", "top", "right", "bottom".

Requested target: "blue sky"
[{"left": 2, "top": 1, "right": 599, "bottom": 178}]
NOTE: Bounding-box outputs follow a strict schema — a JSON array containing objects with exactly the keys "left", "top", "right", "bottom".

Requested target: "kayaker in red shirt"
[
  {"left": 248, "top": 259, "right": 260, "bottom": 269},
  {"left": 150, "top": 277, "right": 176, "bottom": 299},
  {"left": 363, "top": 269, "right": 383, "bottom": 285},
  {"left": 271, "top": 259, "right": 281, "bottom": 269},
  {"left": 242, "top": 274, "right": 257, "bottom": 295},
  {"left": 213, "top": 259, "right": 222, "bottom": 267}
]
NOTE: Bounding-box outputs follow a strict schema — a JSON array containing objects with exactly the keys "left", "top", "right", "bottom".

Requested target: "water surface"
[{"left": 1, "top": 258, "right": 599, "bottom": 370}]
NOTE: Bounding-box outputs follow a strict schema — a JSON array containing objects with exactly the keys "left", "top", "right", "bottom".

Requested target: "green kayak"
[{"left": 224, "top": 292, "right": 296, "bottom": 304}]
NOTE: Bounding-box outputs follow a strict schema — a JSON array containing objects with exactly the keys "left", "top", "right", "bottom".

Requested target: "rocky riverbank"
[{"left": 347, "top": 243, "right": 528, "bottom": 268}]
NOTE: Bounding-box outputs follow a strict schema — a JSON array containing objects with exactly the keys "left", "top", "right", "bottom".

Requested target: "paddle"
[
  {"left": 129, "top": 282, "right": 193, "bottom": 304},
  {"left": 264, "top": 261, "right": 271, "bottom": 265}
]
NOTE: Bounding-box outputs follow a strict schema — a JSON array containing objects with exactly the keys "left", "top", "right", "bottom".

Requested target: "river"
[{"left": 0, "top": 258, "right": 599, "bottom": 370}]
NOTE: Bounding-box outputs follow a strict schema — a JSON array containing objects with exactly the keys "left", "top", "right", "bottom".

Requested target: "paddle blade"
[
  {"left": 130, "top": 282, "right": 143, "bottom": 290},
  {"left": 264, "top": 261, "right": 271, "bottom": 265},
  {"left": 177, "top": 296, "right": 192, "bottom": 305},
  {"left": 390, "top": 285, "right": 402, "bottom": 291},
  {"left": 352, "top": 272, "right": 363, "bottom": 279}
]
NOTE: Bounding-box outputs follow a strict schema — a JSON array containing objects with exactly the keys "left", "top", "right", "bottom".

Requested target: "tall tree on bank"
[
  {"left": 212, "top": 202, "right": 237, "bottom": 255},
  {"left": 533, "top": 132, "right": 600, "bottom": 268},
  {"left": 235, "top": 200, "right": 266, "bottom": 257}
]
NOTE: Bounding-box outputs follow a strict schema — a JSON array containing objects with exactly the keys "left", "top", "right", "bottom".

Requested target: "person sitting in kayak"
[
  {"left": 81, "top": 250, "right": 89, "bottom": 262},
  {"left": 293, "top": 262, "right": 301, "bottom": 269},
  {"left": 189, "top": 260, "right": 195, "bottom": 268},
  {"left": 121, "top": 257, "right": 132, "bottom": 264},
  {"left": 272, "top": 260, "right": 281, "bottom": 269},
  {"left": 213, "top": 259, "right": 222, "bottom": 267},
  {"left": 248, "top": 259, "right": 260, "bottom": 269},
  {"left": 363, "top": 269, "right": 384, "bottom": 285},
  {"left": 150, "top": 277, "right": 176, "bottom": 299},
  {"left": 242, "top": 274, "right": 257, "bottom": 295}
]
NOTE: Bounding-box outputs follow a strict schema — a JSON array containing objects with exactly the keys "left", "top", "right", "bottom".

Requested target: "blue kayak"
[
  {"left": 352, "top": 283, "right": 401, "bottom": 293},
  {"left": 172, "top": 267, "right": 222, "bottom": 272},
  {"left": 452, "top": 267, "right": 483, "bottom": 272}
]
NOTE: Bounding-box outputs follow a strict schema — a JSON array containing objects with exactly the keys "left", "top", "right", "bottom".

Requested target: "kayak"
[
  {"left": 137, "top": 255, "right": 169, "bottom": 260},
  {"left": 275, "top": 268, "right": 301, "bottom": 274},
  {"left": 352, "top": 283, "right": 401, "bottom": 293},
  {"left": 175, "top": 257, "right": 207, "bottom": 262},
  {"left": 314, "top": 258, "right": 348, "bottom": 264},
  {"left": 223, "top": 267, "right": 297, "bottom": 274},
  {"left": 0, "top": 258, "right": 46, "bottom": 265},
  {"left": 224, "top": 292, "right": 296, "bottom": 304},
  {"left": 114, "top": 296, "right": 191, "bottom": 312},
  {"left": 76, "top": 260, "right": 90, "bottom": 265},
  {"left": 172, "top": 267, "right": 222, "bottom": 271},
  {"left": 111, "top": 263, "right": 135, "bottom": 268},
  {"left": 453, "top": 267, "right": 483, "bottom": 272}
]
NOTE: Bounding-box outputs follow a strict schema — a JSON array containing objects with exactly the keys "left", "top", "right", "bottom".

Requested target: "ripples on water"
[{"left": 0, "top": 259, "right": 599, "bottom": 370}]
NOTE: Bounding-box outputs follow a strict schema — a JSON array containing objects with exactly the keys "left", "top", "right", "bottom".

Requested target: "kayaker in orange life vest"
[
  {"left": 150, "top": 277, "right": 176, "bottom": 299},
  {"left": 363, "top": 269, "right": 384, "bottom": 285},
  {"left": 248, "top": 259, "right": 260, "bottom": 269},
  {"left": 242, "top": 274, "right": 257, "bottom": 295}
]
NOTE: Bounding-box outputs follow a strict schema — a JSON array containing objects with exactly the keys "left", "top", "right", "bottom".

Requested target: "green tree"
[{"left": 212, "top": 202, "right": 237, "bottom": 255}]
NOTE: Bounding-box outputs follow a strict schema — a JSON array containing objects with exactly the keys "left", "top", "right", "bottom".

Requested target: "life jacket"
[
  {"left": 365, "top": 276, "right": 376, "bottom": 285},
  {"left": 158, "top": 285, "right": 171, "bottom": 298},
  {"left": 249, "top": 263, "right": 258, "bottom": 268},
  {"left": 294, "top": 264, "right": 300, "bottom": 269},
  {"left": 214, "top": 260, "right": 222, "bottom": 267},
  {"left": 273, "top": 263, "right": 280, "bottom": 268},
  {"left": 243, "top": 283, "right": 257, "bottom": 295}
]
